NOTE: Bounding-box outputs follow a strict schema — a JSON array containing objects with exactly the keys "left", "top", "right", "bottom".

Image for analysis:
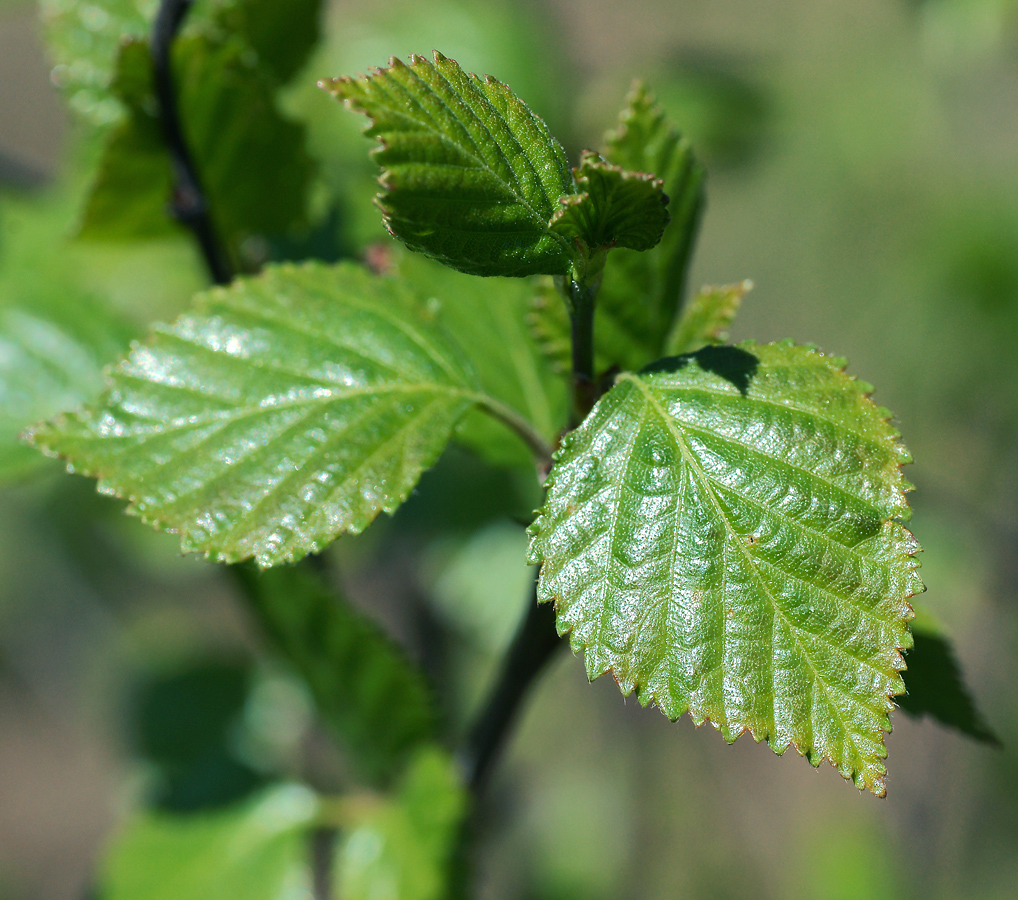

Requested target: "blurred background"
[{"left": 1, "top": 0, "right": 1017, "bottom": 898}]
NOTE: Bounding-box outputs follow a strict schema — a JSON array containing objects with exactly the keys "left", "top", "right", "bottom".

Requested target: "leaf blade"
[
  {"left": 324, "top": 52, "right": 575, "bottom": 277},
  {"left": 528, "top": 342, "right": 922, "bottom": 795},
  {"left": 30, "top": 262, "right": 479, "bottom": 567},
  {"left": 665, "top": 280, "right": 752, "bottom": 355}
]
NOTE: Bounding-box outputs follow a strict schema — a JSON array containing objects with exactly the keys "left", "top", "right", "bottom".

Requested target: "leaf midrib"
[{"left": 619, "top": 373, "right": 871, "bottom": 770}]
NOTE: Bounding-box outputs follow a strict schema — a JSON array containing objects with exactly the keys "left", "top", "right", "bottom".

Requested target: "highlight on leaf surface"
[
  {"left": 549, "top": 150, "right": 670, "bottom": 255},
  {"left": 528, "top": 342, "right": 922, "bottom": 795},
  {"left": 322, "top": 51, "right": 576, "bottom": 277},
  {"left": 28, "top": 262, "right": 486, "bottom": 567}
]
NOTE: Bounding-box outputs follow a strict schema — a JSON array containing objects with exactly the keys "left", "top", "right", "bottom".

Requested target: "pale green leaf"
[
  {"left": 99, "top": 783, "right": 318, "bottom": 900},
  {"left": 237, "top": 564, "right": 440, "bottom": 783},
  {"left": 528, "top": 342, "right": 922, "bottom": 795},
  {"left": 398, "top": 252, "right": 568, "bottom": 469},
  {"left": 324, "top": 51, "right": 576, "bottom": 277},
  {"left": 665, "top": 281, "right": 752, "bottom": 356},
  {"left": 549, "top": 150, "right": 669, "bottom": 254},
  {"left": 0, "top": 192, "right": 135, "bottom": 483},
  {"left": 336, "top": 746, "right": 467, "bottom": 900},
  {"left": 29, "top": 262, "right": 485, "bottom": 567}
]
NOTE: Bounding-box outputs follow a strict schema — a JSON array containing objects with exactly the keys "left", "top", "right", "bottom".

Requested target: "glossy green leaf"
[
  {"left": 665, "top": 281, "right": 751, "bottom": 355},
  {"left": 528, "top": 342, "right": 922, "bottom": 795},
  {"left": 336, "top": 746, "right": 467, "bottom": 900},
  {"left": 30, "top": 262, "right": 485, "bottom": 567},
  {"left": 98, "top": 783, "right": 317, "bottom": 900},
  {"left": 0, "top": 193, "right": 135, "bottom": 482},
  {"left": 324, "top": 51, "right": 576, "bottom": 277},
  {"left": 549, "top": 150, "right": 669, "bottom": 254},
  {"left": 398, "top": 253, "right": 568, "bottom": 469},
  {"left": 898, "top": 613, "right": 999, "bottom": 745},
  {"left": 237, "top": 564, "right": 440, "bottom": 783}
]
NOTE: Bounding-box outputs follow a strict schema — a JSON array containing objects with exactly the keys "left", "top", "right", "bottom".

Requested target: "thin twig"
[
  {"left": 151, "top": 0, "right": 232, "bottom": 285},
  {"left": 310, "top": 827, "right": 337, "bottom": 900},
  {"left": 458, "top": 576, "right": 563, "bottom": 794}
]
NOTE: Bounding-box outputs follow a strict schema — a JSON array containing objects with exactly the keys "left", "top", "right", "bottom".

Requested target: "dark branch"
[
  {"left": 458, "top": 577, "right": 563, "bottom": 794},
  {"left": 151, "top": 0, "right": 232, "bottom": 285}
]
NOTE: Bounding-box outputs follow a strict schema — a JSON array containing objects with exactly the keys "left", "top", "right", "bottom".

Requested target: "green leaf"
[
  {"left": 0, "top": 193, "right": 135, "bottom": 483},
  {"left": 41, "top": 0, "right": 155, "bottom": 128},
  {"left": 79, "top": 31, "right": 317, "bottom": 259},
  {"left": 98, "top": 783, "right": 318, "bottom": 900},
  {"left": 237, "top": 564, "right": 440, "bottom": 783},
  {"left": 528, "top": 83, "right": 706, "bottom": 374},
  {"left": 898, "top": 613, "right": 999, "bottom": 745},
  {"left": 549, "top": 150, "right": 669, "bottom": 254},
  {"left": 336, "top": 747, "right": 467, "bottom": 900},
  {"left": 398, "top": 253, "right": 568, "bottom": 469},
  {"left": 221, "top": 0, "right": 323, "bottom": 84},
  {"left": 324, "top": 51, "right": 576, "bottom": 277},
  {"left": 665, "top": 281, "right": 752, "bottom": 356},
  {"left": 30, "top": 261, "right": 484, "bottom": 567},
  {"left": 528, "top": 342, "right": 922, "bottom": 795}
]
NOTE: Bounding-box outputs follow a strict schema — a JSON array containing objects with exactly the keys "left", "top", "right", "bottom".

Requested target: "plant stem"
[
  {"left": 152, "top": 0, "right": 233, "bottom": 286},
  {"left": 310, "top": 828, "right": 336, "bottom": 900},
  {"left": 458, "top": 577, "right": 563, "bottom": 794},
  {"left": 472, "top": 394, "right": 555, "bottom": 474},
  {"left": 569, "top": 276, "right": 598, "bottom": 423}
]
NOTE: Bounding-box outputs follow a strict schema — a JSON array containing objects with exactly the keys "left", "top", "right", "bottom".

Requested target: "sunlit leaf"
[
  {"left": 398, "top": 253, "right": 568, "bottom": 469},
  {"left": 665, "top": 281, "right": 751, "bottom": 355},
  {"left": 528, "top": 342, "right": 922, "bottom": 795},
  {"left": 324, "top": 51, "right": 576, "bottom": 277},
  {"left": 549, "top": 150, "right": 669, "bottom": 254},
  {"left": 99, "top": 784, "right": 318, "bottom": 900},
  {"left": 529, "top": 82, "right": 706, "bottom": 374},
  {"left": 899, "top": 613, "right": 999, "bottom": 745},
  {"left": 30, "top": 262, "right": 483, "bottom": 567},
  {"left": 336, "top": 747, "right": 467, "bottom": 900},
  {"left": 237, "top": 564, "right": 440, "bottom": 783}
]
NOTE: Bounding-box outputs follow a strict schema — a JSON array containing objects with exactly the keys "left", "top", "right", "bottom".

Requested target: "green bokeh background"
[{"left": 1, "top": 0, "right": 1016, "bottom": 897}]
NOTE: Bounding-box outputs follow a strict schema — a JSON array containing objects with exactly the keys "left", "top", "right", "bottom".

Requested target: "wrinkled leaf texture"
[{"left": 529, "top": 342, "right": 922, "bottom": 795}]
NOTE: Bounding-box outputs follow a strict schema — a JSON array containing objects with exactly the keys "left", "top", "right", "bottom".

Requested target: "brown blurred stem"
[
  {"left": 151, "top": 0, "right": 232, "bottom": 285},
  {"left": 459, "top": 576, "right": 563, "bottom": 794}
]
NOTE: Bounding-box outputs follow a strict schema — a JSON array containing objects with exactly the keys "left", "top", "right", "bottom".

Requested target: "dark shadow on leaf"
[{"left": 641, "top": 345, "right": 759, "bottom": 395}]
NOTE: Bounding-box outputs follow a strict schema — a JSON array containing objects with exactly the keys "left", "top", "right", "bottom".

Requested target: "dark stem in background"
[
  {"left": 151, "top": 0, "right": 232, "bottom": 286},
  {"left": 459, "top": 577, "right": 563, "bottom": 794},
  {"left": 570, "top": 276, "right": 599, "bottom": 423},
  {"left": 310, "top": 828, "right": 336, "bottom": 900}
]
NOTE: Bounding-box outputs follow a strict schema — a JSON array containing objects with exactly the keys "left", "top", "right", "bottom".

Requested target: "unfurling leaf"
[
  {"left": 665, "top": 281, "right": 752, "bottom": 355},
  {"left": 898, "top": 615, "right": 999, "bottom": 745},
  {"left": 529, "top": 82, "right": 707, "bottom": 374},
  {"left": 528, "top": 342, "right": 922, "bottom": 795},
  {"left": 30, "top": 262, "right": 482, "bottom": 567},
  {"left": 549, "top": 151, "right": 669, "bottom": 254},
  {"left": 237, "top": 564, "right": 440, "bottom": 783},
  {"left": 323, "top": 52, "right": 576, "bottom": 277}
]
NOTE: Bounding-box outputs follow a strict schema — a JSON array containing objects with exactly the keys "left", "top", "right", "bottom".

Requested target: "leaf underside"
[
  {"left": 528, "top": 342, "right": 922, "bottom": 795},
  {"left": 30, "top": 262, "right": 479, "bottom": 567},
  {"left": 666, "top": 281, "right": 752, "bottom": 356},
  {"left": 324, "top": 51, "right": 576, "bottom": 277}
]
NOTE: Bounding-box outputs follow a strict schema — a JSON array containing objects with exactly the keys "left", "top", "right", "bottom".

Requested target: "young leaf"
[
  {"left": 220, "top": 0, "right": 323, "bottom": 84},
  {"left": 549, "top": 150, "right": 669, "bottom": 255},
  {"left": 237, "top": 564, "right": 441, "bottom": 784},
  {"left": 398, "top": 253, "right": 568, "bottom": 469},
  {"left": 336, "top": 746, "right": 467, "bottom": 900},
  {"left": 528, "top": 83, "right": 706, "bottom": 374},
  {"left": 898, "top": 615, "right": 999, "bottom": 745},
  {"left": 665, "top": 281, "right": 752, "bottom": 355},
  {"left": 30, "top": 262, "right": 482, "bottom": 567},
  {"left": 528, "top": 342, "right": 922, "bottom": 795},
  {"left": 98, "top": 783, "right": 318, "bottom": 900},
  {"left": 323, "top": 52, "right": 576, "bottom": 277}
]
